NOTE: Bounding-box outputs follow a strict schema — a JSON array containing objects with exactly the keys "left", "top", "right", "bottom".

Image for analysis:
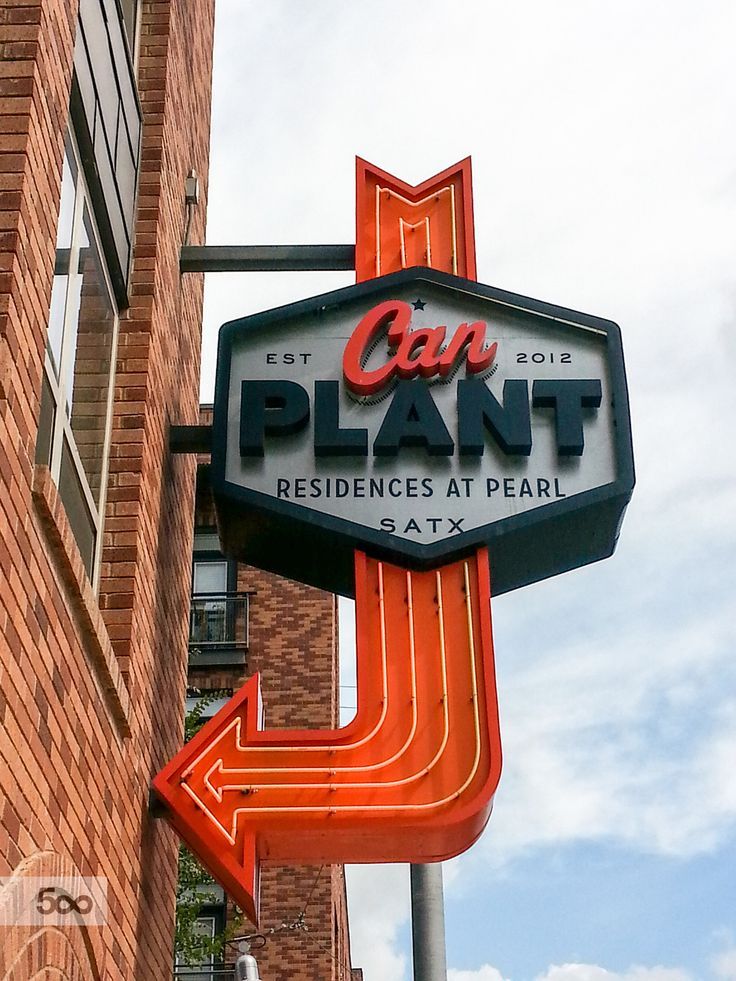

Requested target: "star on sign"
[{"left": 412, "top": 298, "right": 426, "bottom": 310}]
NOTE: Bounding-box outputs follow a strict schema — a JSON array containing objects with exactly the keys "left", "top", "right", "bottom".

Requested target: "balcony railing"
[
  {"left": 173, "top": 970, "right": 231, "bottom": 980},
  {"left": 188, "top": 592, "right": 249, "bottom": 659}
]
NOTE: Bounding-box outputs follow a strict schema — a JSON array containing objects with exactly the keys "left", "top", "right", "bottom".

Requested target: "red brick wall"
[
  {"left": 243, "top": 565, "right": 339, "bottom": 730},
  {"left": 239, "top": 565, "right": 341, "bottom": 979},
  {"left": 0, "top": 1, "right": 215, "bottom": 978}
]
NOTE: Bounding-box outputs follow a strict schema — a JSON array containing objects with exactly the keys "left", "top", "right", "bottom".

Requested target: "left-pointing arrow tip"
[{"left": 151, "top": 674, "right": 265, "bottom": 925}]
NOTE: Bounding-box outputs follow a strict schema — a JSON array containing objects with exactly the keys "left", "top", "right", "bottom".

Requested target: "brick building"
[
  {"left": 185, "top": 409, "right": 360, "bottom": 980},
  {"left": 0, "top": 1, "right": 358, "bottom": 978}
]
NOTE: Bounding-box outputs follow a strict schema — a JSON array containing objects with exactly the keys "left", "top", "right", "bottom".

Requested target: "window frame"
[
  {"left": 192, "top": 558, "right": 230, "bottom": 597},
  {"left": 40, "top": 131, "right": 120, "bottom": 591},
  {"left": 173, "top": 904, "right": 226, "bottom": 980},
  {"left": 116, "top": 0, "right": 142, "bottom": 72},
  {"left": 192, "top": 530, "right": 238, "bottom": 596}
]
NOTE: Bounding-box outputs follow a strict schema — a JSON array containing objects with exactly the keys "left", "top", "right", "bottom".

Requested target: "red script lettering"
[{"left": 343, "top": 300, "right": 498, "bottom": 397}]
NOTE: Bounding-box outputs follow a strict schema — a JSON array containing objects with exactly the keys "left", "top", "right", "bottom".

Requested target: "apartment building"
[{"left": 0, "top": 1, "right": 357, "bottom": 977}]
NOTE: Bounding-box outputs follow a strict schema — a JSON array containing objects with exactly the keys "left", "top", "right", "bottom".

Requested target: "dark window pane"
[
  {"left": 35, "top": 375, "right": 56, "bottom": 467},
  {"left": 59, "top": 438, "right": 96, "bottom": 577},
  {"left": 120, "top": 0, "right": 138, "bottom": 50}
]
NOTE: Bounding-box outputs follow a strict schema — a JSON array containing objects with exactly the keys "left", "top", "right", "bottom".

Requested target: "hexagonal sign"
[{"left": 211, "top": 267, "right": 634, "bottom": 596}]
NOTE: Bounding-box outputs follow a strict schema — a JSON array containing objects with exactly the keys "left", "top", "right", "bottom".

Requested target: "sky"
[{"left": 199, "top": 2, "right": 736, "bottom": 979}]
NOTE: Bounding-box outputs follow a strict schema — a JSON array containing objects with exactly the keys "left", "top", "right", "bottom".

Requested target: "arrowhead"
[
  {"left": 196, "top": 828, "right": 260, "bottom": 926},
  {"left": 203, "top": 757, "right": 225, "bottom": 804},
  {"left": 355, "top": 156, "right": 476, "bottom": 281},
  {"left": 151, "top": 674, "right": 264, "bottom": 924}
]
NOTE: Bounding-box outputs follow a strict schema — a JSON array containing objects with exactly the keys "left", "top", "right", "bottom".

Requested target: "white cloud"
[
  {"left": 712, "top": 947, "right": 736, "bottom": 981},
  {"left": 449, "top": 966, "right": 510, "bottom": 981},
  {"left": 345, "top": 865, "right": 410, "bottom": 981},
  {"left": 472, "top": 602, "right": 736, "bottom": 867},
  {"left": 446, "top": 963, "right": 692, "bottom": 981},
  {"left": 535, "top": 966, "right": 692, "bottom": 981}
]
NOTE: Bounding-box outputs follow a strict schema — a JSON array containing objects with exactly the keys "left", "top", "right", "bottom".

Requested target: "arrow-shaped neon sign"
[{"left": 152, "top": 550, "right": 502, "bottom": 923}]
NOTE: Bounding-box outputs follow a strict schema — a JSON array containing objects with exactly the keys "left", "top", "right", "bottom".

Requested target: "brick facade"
[
  {"left": 1, "top": 2, "right": 360, "bottom": 978},
  {"left": 1, "top": 0, "right": 214, "bottom": 977}
]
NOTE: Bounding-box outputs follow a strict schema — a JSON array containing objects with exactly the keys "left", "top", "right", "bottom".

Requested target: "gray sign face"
[{"left": 212, "top": 269, "right": 634, "bottom": 597}]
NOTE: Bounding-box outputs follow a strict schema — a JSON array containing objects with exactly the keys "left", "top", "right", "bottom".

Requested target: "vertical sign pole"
[
  {"left": 356, "top": 156, "right": 479, "bottom": 981},
  {"left": 410, "top": 863, "right": 448, "bottom": 981}
]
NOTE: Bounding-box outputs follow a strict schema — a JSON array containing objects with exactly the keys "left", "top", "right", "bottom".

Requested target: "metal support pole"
[
  {"left": 180, "top": 243, "right": 355, "bottom": 274},
  {"left": 410, "top": 863, "right": 447, "bottom": 981}
]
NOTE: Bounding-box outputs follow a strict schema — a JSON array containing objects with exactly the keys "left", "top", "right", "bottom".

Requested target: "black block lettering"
[
  {"left": 457, "top": 379, "right": 532, "bottom": 456},
  {"left": 240, "top": 380, "right": 310, "bottom": 457},
  {"left": 532, "top": 379, "right": 602, "bottom": 456},
  {"left": 314, "top": 381, "right": 368, "bottom": 457},
  {"left": 373, "top": 382, "right": 454, "bottom": 457}
]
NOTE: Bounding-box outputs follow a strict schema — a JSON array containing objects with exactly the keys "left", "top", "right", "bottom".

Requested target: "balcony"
[{"left": 188, "top": 592, "right": 249, "bottom": 668}]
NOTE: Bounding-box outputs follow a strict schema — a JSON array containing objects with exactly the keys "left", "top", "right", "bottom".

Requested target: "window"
[
  {"left": 36, "top": 136, "right": 119, "bottom": 589},
  {"left": 189, "top": 533, "right": 250, "bottom": 664},
  {"left": 191, "top": 559, "right": 228, "bottom": 646},
  {"left": 72, "top": 0, "right": 142, "bottom": 303},
  {"left": 193, "top": 560, "right": 228, "bottom": 597},
  {"left": 118, "top": 0, "right": 140, "bottom": 64},
  {"left": 174, "top": 911, "right": 223, "bottom": 980}
]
